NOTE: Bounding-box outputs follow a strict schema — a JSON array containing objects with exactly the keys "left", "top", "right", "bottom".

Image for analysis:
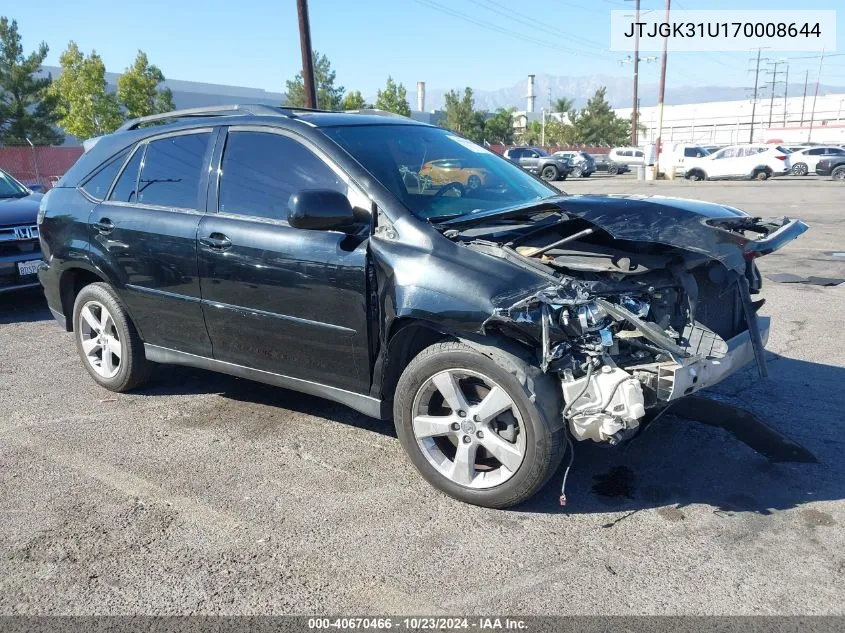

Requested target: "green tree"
[
  {"left": 284, "top": 51, "right": 344, "bottom": 110},
  {"left": 375, "top": 76, "right": 410, "bottom": 116},
  {"left": 340, "top": 90, "right": 368, "bottom": 110},
  {"left": 0, "top": 17, "right": 62, "bottom": 145},
  {"left": 441, "top": 87, "right": 482, "bottom": 142},
  {"left": 570, "top": 87, "right": 629, "bottom": 146},
  {"left": 49, "top": 42, "right": 121, "bottom": 138},
  {"left": 544, "top": 118, "right": 576, "bottom": 146},
  {"left": 483, "top": 108, "right": 515, "bottom": 144},
  {"left": 519, "top": 120, "right": 544, "bottom": 145},
  {"left": 116, "top": 50, "right": 174, "bottom": 119},
  {"left": 552, "top": 97, "right": 575, "bottom": 115}
]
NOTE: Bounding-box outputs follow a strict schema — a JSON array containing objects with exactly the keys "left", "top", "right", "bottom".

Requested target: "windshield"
[
  {"left": 322, "top": 125, "right": 558, "bottom": 221},
  {"left": 0, "top": 170, "right": 29, "bottom": 198}
]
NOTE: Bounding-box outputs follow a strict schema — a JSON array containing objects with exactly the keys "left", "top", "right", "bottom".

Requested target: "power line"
[{"left": 412, "top": 0, "right": 610, "bottom": 61}]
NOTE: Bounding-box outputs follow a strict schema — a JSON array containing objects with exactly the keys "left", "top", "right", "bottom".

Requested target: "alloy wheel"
[
  {"left": 78, "top": 300, "right": 122, "bottom": 379},
  {"left": 411, "top": 368, "right": 526, "bottom": 489}
]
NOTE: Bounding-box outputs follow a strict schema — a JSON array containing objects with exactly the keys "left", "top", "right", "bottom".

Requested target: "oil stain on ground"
[
  {"left": 800, "top": 508, "right": 836, "bottom": 527},
  {"left": 591, "top": 466, "right": 636, "bottom": 499}
]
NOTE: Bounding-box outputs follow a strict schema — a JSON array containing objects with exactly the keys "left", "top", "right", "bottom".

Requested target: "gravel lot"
[{"left": 1, "top": 175, "right": 843, "bottom": 615}]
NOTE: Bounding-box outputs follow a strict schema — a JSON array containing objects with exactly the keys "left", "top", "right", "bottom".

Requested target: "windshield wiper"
[{"left": 436, "top": 195, "right": 567, "bottom": 228}]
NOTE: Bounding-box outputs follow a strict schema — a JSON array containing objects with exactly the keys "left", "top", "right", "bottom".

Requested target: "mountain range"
[{"left": 384, "top": 73, "right": 845, "bottom": 112}]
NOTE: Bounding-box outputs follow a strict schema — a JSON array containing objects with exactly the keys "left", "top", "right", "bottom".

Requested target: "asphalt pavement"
[{"left": 1, "top": 174, "right": 843, "bottom": 615}]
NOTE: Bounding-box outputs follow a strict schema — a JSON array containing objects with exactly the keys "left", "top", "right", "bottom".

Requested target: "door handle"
[
  {"left": 199, "top": 233, "right": 232, "bottom": 250},
  {"left": 92, "top": 218, "right": 114, "bottom": 234}
]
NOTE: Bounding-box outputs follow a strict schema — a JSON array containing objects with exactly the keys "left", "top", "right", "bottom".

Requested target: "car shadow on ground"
[
  {"left": 140, "top": 364, "right": 396, "bottom": 438},
  {"left": 520, "top": 354, "right": 845, "bottom": 518},
  {"left": 144, "top": 352, "right": 845, "bottom": 517},
  {"left": 0, "top": 288, "right": 52, "bottom": 325}
]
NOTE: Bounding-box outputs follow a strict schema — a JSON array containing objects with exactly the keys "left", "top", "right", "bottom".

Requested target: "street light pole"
[
  {"left": 631, "top": 0, "right": 640, "bottom": 146},
  {"left": 653, "top": 0, "right": 671, "bottom": 177},
  {"left": 296, "top": 0, "right": 317, "bottom": 108},
  {"left": 808, "top": 50, "right": 825, "bottom": 143}
]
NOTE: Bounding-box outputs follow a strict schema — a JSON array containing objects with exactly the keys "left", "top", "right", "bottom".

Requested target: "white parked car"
[
  {"left": 684, "top": 144, "right": 791, "bottom": 181},
  {"left": 608, "top": 147, "right": 646, "bottom": 167},
  {"left": 662, "top": 143, "right": 711, "bottom": 176},
  {"left": 788, "top": 146, "right": 845, "bottom": 176}
]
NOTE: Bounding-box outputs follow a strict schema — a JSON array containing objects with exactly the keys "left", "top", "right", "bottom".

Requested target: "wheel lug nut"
[
  {"left": 462, "top": 435, "right": 472, "bottom": 444},
  {"left": 458, "top": 410, "right": 466, "bottom": 418},
  {"left": 450, "top": 422, "right": 460, "bottom": 431},
  {"left": 473, "top": 414, "right": 480, "bottom": 422},
  {"left": 476, "top": 430, "right": 484, "bottom": 439}
]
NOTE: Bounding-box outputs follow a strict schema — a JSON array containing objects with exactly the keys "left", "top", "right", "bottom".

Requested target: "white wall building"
[{"left": 615, "top": 92, "right": 845, "bottom": 146}]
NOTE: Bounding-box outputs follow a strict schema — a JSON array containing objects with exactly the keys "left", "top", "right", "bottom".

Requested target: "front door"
[
  {"left": 197, "top": 127, "right": 371, "bottom": 393},
  {"left": 519, "top": 151, "right": 540, "bottom": 174},
  {"left": 91, "top": 129, "right": 215, "bottom": 355}
]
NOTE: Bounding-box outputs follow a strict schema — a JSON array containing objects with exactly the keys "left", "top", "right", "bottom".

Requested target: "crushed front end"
[{"left": 443, "top": 195, "right": 808, "bottom": 446}]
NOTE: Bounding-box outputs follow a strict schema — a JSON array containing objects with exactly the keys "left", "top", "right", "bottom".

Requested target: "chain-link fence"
[{"left": 0, "top": 144, "right": 83, "bottom": 191}]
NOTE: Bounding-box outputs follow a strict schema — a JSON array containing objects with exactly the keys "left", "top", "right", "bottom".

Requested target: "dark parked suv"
[
  {"left": 1, "top": 168, "right": 45, "bottom": 293},
  {"left": 39, "top": 105, "right": 807, "bottom": 508},
  {"left": 502, "top": 147, "right": 571, "bottom": 181}
]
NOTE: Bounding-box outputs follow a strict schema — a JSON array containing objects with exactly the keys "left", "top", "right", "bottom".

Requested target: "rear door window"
[
  {"left": 137, "top": 132, "right": 212, "bottom": 209},
  {"left": 81, "top": 148, "right": 129, "bottom": 200}
]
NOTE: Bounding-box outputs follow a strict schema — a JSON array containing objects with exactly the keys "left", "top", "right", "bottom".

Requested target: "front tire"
[
  {"left": 753, "top": 169, "right": 770, "bottom": 181},
  {"left": 686, "top": 170, "right": 704, "bottom": 181},
  {"left": 394, "top": 341, "right": 563, "bottom": 508},
  {"left": 608, "top": 165, "right": 619, "bottom": 175},
  {"left": 72, "top": 282, "right": 153, "bottom": 392},
  {"left": 570, "top": 165, "right": 583, "bottom": 178},
  {"left": 540, "top": 165, "right": 559, "bottom": 181},
  {"left": 832, "top": 166, "right": 845, "bottom": 181},
  {"left": 466, "top": 175, "right": 482, "bottom": 190}
]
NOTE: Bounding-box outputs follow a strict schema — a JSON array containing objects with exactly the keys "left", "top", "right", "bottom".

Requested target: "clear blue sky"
[{"left": 12, "top": 0, "right": 844, "bottom": 98}]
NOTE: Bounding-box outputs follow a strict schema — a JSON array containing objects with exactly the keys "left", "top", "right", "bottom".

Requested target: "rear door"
[
  {"left": 91, "top": 129, "right": 216, "bottom": 355},
  {"left": 196, "top": 126, "right": 371, "bottom": 393},
  {"left": 519, "top": 150, "right": 540, "bottom": 174}
]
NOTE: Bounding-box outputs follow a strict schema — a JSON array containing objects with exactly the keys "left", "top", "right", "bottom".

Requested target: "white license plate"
[{"left": 17, "top": 259, "right": 42, "bottom": 277}]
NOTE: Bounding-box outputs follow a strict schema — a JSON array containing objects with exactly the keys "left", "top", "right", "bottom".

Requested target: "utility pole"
[
  {"left": 766, "top": 60, "right": 782, "bottom": 128},
  {"left": 296, "top": 0, "right": 317, "bottom": 108},
  {"left": 782, "top": 63, "right": 789, "bottom": 126},
  {"left": 800, "top": 69, "right": 809, "bottom": 126},
  {"left": 808, "top": 50, "right": 826, "bottom": 143},
  {"left": 631, "top": 0, "right": 641, "bottom": 146},
  {"left": 749, "top": 49, "right": 763, "bottom": 143},
  {"left": 653, "top": 0, "right": 670, "bottom": 176}
]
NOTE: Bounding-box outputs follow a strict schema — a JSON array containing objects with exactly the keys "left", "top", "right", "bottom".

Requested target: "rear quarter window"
[{"left": 80, "top": 149, "right": 130, "bottom": 200}]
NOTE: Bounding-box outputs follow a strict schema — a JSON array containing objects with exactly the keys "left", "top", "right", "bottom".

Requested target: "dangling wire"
[{"left": 559, "top": 361, "right": 594, "bottom": 506}]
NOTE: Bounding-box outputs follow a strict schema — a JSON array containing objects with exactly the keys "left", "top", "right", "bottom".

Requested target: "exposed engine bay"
[{"left": 442, "top": 200, "right": 807, "bottom": 447}]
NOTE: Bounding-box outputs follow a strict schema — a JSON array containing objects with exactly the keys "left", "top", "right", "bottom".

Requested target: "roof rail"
[
  {"left": 345, "top": 108, "right": 408, "bottom": 119},
  {"left": 117, "top": 104, "right": 286, "bottom": 132}
]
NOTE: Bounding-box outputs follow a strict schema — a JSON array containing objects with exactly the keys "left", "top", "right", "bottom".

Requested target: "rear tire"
[
  {"left": 72, "top": 282, "right": 153, "bottom": 392},
  {"left": 608, "top": 165, "right": 619, "bottom": 175},
  {"left": 686, "top": 170, "right": 704, "bottom": 181},
  {"left": 466, "top": 175, "right": 482, "bottom": 190},
  {"left": 832, "top": 166, "right": 845, "bottom": 181},
  {"left": 394, "top": 341, "right": 564, "bottom": 508},
  {"left": 754, "top": 169, "right": 770, "bottom": 181},
  {"left": 570, "top": 165, "right": 583, "bottom": 178},
  {"left": 540, "top": 165, "right": 559, "bottom": 181}
]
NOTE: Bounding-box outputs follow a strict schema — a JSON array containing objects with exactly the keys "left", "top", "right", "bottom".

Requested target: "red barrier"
[{"left": 0, "top": 146, "right": 83, "bottom": 190}]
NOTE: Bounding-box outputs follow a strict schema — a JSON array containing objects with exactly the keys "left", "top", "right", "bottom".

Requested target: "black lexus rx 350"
[{"left": 38, "top": 105, "right": 807, "bottom": 508}]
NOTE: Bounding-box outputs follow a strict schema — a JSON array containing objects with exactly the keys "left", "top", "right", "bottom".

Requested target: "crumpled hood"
[
  {"left": 559, "top": 194, "right": 806, "bottom": 271},
  {"left": 446, "top": 193, "right": 807, "bottom": 273},
  {"left": 0, "top": 193, "right": 42, "bottom": 227}
]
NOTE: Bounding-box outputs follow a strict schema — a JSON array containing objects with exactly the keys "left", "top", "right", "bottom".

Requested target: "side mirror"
[
  {"left": 28, "top": 184, "right": 45, "bottom": 193},
  {"left": 288, "top": 189, "right": 355, "bottom": 231}
]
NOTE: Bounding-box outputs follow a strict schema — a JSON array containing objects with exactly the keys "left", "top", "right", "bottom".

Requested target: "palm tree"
[{"left": 553, "top": 97, "right": 575, "bottom": 115}]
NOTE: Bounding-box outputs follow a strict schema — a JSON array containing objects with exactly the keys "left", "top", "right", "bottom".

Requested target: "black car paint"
[
  {"left": 38, "top": 111, "right": 805, "bottom": 423},
  {"left": 0, "top": 184, "right": 44, "bottom": 292},
  {"left": 815, "top": 156, "right": 845, "bottom": 177}
]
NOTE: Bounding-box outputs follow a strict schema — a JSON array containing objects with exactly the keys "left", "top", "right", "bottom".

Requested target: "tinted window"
[
  {"left": 81, "top": 149, "right": 130, "bottom": 200},
  {"left": 634, "top": 151, "right": 644, "bottom": 157},
  {"left": 137, "top": 133, "right": 211, "bottom": 209},
  {"left": 828, "top": 148, "right": 845, "bottom": 155},
  {"left": 808, "top": 148, "right": 825, "bottom": 155},
  {"left": 109, "top": 147, "right": 144, "bottom": 203},
  {"left": 218, "top": 131, "right": 345, "bottom": 221},
  {"left": 620, "top": 150, "right": 632, "bottom": 157}
]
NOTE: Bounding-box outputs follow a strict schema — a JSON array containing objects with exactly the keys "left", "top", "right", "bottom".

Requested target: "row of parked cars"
[{"left": 501, "top": 147, "right": 630, "bottom": 181}]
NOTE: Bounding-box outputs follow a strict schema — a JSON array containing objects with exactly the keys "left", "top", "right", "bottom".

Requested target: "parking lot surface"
[{"left": 1, "top": 175, "right": 844, "bottom": 615}]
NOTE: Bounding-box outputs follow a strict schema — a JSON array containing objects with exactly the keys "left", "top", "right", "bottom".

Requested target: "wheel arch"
[{"left": 58, "top": 265, "right": 111, "bottom": 331}]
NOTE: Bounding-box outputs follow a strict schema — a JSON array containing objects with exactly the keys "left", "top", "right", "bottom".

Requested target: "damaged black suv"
[{"left": 37, "top": 105, "right": 807, "bottom": 508}]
